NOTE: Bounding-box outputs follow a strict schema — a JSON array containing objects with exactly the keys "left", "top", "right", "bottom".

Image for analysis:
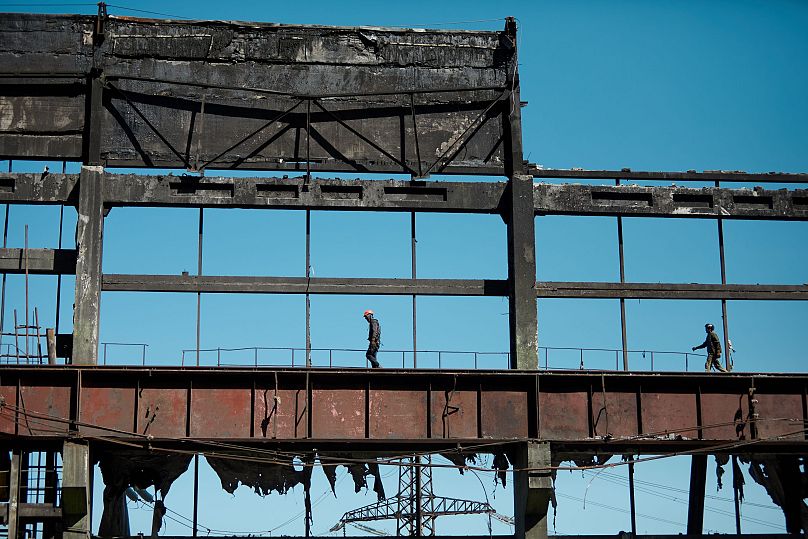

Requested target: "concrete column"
[
  {"left": 62, "top": 441, "right": 91, "bottom": 539},
  {"left": 513, "top": 442, "right": 553, "bottom": 539},
  {"left": 7, "top": 449, "right": 21, "bottom": 539},
  {"left": 507, "top": 174, "right": 538, "bottom": 369},
  {"left": 686, "top": 455, "right": 707, "bottom": 534},
  {"left": 73, "top": 166, "right": 104, "bottom": 364}
]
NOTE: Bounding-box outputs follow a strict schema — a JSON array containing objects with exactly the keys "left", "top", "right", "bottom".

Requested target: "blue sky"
[{"left": 2, "top": 0, "right": 808, "bottom": 535}]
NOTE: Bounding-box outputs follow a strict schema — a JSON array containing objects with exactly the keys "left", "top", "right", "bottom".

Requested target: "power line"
[{"left": 106, "top": 4, "right": 192, "bottom": 20}]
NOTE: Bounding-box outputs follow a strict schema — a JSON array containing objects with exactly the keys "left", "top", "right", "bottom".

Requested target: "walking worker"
[
  {"left": 692, "top": 323, "right": 727, "bottom": 373},
  {"left": 364, "top": 310, "right": 381, "bottom": 368}
]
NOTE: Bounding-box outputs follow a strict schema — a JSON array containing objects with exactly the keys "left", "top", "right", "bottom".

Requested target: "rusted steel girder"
[{"left": 0, "top": 367, "right": 805, "bottom": 455}]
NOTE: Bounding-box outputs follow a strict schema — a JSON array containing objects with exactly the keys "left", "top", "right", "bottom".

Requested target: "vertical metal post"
[
  {"left": 628, "top": 458, "right": 637, "bottom": 535},
  {"left": 305, "top": 210, "right": 311, "bottom": 367},
  {"left": 305, "top": 99, "right": 311, "bottom": 182},
  {"left": 414, "top": 455, "right": 422, "bottom": 536},
  {"left": 192, "top": 454, "right": 199, "bottom": 537},
  {"left": 0, "top": 193, "right": 10, "bottom": 352},
  {"left": 34, "top": 308, "right": 42, "bottom": 363},
  {"left": 616, "top": 179, "right": 629, "bottom": 371},
  {"left": 411, "top": 212, "right": 417, "bottom": 368},
  {"left": 24, "top": 225, "right": 29, "bottom": 362},
  {"left": 55, "top": 161, "right": 65, "bottom": 335},
  {"left": 196, "top": 208, "right": 203, "bottom": 367},
  {"left": 42, "top": 449, "right": 58, "bottom": 539},
  {"left": 715, "top": 181, "right": 731, "bottom": 370},
  {"left": 14, "top": 310, "right": 19, "bottom": 363}
]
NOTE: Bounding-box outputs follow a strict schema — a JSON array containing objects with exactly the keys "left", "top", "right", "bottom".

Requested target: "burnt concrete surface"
[{"left": 0, "top": 13, "right": 516, "bottom": 173}]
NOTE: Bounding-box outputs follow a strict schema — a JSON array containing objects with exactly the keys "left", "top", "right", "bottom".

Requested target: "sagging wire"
[
  {"left": 556, "top": 492, "right": 684, "bottom": 528},
  {"left": 105, "top": 4, "right": 192, "bottom": 19},
  {"left": 581, "top": 469, "right": 780, "bottom": 530}
]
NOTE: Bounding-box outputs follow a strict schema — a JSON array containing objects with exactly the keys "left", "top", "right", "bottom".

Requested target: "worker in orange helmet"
[{"left": 363, "top": 310, "right": 381, "bottom": 368}]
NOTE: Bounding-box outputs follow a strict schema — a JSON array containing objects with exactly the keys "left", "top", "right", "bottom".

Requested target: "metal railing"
[
  {"left": 539, "top": 346, "right": 708, "bottom": 372},
  {"left": 175, "top": 345, "right": 710, "bottom": 372},
  {"left": 101, "top": 342, "right": 149, "bottom": 365},
  {"left": 180, "top": 346, "right": 511, "bottom": 369}
]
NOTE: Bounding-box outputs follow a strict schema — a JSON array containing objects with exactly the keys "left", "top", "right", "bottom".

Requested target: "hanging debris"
[
  {"left": 319, "top": 452, "right": 386, "bottom": 501},
  {"left": 96, "top": 449, "right": 192, "bottom": 538}
]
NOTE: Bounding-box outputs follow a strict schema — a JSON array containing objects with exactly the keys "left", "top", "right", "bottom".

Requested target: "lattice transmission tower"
[{"left": 331, "top": 455, "right": 511, "bottom": 536}]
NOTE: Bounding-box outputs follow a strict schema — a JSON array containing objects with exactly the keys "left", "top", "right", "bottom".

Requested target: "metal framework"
[{"left": 0, "top": 8, "right": 807, "bottom": 539}]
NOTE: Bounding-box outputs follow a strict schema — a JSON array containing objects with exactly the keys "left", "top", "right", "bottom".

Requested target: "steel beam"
[
  {"left": 535, "top": 281, "right": 808, "bottom": 300},
  {"left": 100, "top": 275, "right": 808, "bottom": 300},
  {"left": 531, "top": 167, "right": 808, "bottom": 184},
  {"left": 1, "top": 367, "right": 806, "bottom": 454},
  {"left": 0, "top": 248, "right": 77, "bottom": 275},
  {"left": 101, "top": 275, "right": 508, "bottom": 296}
]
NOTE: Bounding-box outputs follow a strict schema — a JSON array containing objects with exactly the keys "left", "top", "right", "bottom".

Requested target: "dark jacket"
[
  {"left": 367, "top": 317, "right": 381, "bottom": 343},
  {"left": 695, "top": 330, "right": 722, "bottom": 356}
]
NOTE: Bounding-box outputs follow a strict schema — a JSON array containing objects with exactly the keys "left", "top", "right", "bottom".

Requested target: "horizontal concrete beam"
[
  {"left": 535, "top": 184, "right": 808, "bottom": 220},
  {"left": 537, "top": 282, "right": 808, "bottom": 300},
  {"left": 102, "top": 275, "right": 508, "bottom": 296},
  {"left": 101, "top": 275, "right": 808, "bottom": 300},
  {"left": 103, "top": 174, "right": 506, "bottom": 213},
  {"left": 531, "top": 167, "right": 808, "bottom": 184},
  {"left": 0, "top": 248, "right": 76, "bottom": 274}
]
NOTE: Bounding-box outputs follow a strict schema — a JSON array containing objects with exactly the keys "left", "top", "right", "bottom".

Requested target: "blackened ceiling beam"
[
  {"left": 100, "top": 275, "right": 808, "bottom": 301},
  {"left": 0, "top": 248, "right": 76, "bottom": 274},
  {"left": 2, "top": 172, "right": 805, "bottom": 221},
  {"left": 531, "top": 167, "right": 808, "bottom": 184}
]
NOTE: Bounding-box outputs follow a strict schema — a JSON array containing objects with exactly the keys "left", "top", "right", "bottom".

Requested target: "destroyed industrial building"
[{"left": 1, "top": 6, "right": 807, "bottom": 539}]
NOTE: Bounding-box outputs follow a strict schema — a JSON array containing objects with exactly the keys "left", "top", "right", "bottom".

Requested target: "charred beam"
[
  {"left": 531, "top": 167, "right": 808, "bottom": 185},
  {"left": 0, "top": 248, "right": 77, "bottom": 275},
  {"left": 536, "top": 282, "right": 808, "bottom": 300},
  {"left": 535, "top": 183, "right": 808, "bottom": 220},
  {"left": 102, "top": 275, "right": 507, "bottom": 296}
]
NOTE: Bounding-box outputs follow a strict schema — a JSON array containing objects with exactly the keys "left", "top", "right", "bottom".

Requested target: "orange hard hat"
[{"left": 363, "top": 310, "right": 374, "bottom": 317}]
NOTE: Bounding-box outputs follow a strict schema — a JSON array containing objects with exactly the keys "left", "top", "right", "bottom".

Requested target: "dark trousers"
[
  {"left": 705, "top": 353, "right": 727, "bottom": 372},
  {"left": 366, "top": 340, "right": 380, "bottom": 368}
]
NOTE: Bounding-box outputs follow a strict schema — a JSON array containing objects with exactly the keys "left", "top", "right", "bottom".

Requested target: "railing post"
[
  {"left": 217, "top": 347, "right": 221, "bottom": 367},
  {"left": 685, "top": 353, "right": 689, "bottom": 372},
  {"left": 579, "top": 349, "right": 584, "bottom": 370},
  {"left": 291, "top": 348, "right": 295, "bottom": 367},
  {"left": 474, "top": 352, "right": 478, "bottom": 369},
  {"left": 255, "top": 347, "right": 258, "bottom": 367},
  {"left": 142, "top": 344, "right": 146, "bottom": 366},
  {"left": 438, "top": 351, "right": 442, "bottom": 369},
  {"left": 651, "top": 351, "right": 654, "bottom": 371},
  {"left": 102, "top": 343, "right": 107, "bottom": 365}
]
